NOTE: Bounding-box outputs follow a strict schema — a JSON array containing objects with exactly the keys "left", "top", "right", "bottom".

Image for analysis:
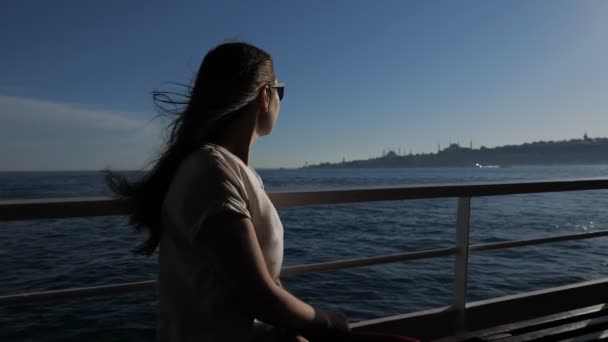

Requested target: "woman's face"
[{"left": 256, "top": 80, "right": 282, "bottom": 136}]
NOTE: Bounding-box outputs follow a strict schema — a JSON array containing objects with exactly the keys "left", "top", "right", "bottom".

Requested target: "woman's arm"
[
  {"left": 202, "top": 212, "right": 348, "bottom": 335},
  {"left": 273, "top": 278, "right": 310, "bottom": 341}
]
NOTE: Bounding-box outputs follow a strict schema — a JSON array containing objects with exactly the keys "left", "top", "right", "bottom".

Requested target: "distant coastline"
[{"left": 304, "top": 135, "right": 608, "bottom": 169}]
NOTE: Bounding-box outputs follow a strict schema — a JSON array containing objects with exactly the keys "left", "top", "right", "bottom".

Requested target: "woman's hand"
[
  {"left": 301, "top": 308, "right": 350, "bottom": 341},
  {"left": 320, "top": 309, "right": 350, "bottom": 332}
]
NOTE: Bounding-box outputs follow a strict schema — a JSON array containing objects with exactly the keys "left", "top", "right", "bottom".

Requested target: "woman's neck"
[{"left": 215, "top": 111, "right": 258, "bottom": 165}]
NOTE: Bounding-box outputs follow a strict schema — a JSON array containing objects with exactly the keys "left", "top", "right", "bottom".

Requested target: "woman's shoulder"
[
  {"left": 196, "top": 144, "right": 260, "bottom": 186},
  {"left": 165, "top": 145, "right": 251, "bottom": 211},
  {"left": 177, "top": 146, "right": 237, "bottom": 185}
]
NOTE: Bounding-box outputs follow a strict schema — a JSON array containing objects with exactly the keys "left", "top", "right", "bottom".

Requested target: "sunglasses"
[{"left": 267, "top": 82, "right": 285, "bottom": 101}]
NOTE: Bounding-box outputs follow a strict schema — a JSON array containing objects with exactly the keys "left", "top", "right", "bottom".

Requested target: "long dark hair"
[{"left": 105, "top": 42, "right": 276, "bottom": 256}]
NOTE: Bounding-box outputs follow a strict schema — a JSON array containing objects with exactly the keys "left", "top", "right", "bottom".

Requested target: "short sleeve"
[{"left": 169, "top": 151, "right": 252, "bottom": 244}]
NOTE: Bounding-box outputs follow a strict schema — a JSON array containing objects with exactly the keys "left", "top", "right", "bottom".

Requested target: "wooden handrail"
[{"left": 2, "top": 178, "right": 608, "bottom": 221}]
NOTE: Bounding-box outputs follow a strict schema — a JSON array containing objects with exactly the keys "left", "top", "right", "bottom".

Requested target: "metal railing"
[{"left": 2, "top": 177, "right": 608, "bottom": 329}]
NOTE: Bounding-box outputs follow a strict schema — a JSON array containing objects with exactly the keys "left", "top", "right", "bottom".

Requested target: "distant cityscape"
[{"left": 304, "top": 134, "right": 608, "bottom": 168}]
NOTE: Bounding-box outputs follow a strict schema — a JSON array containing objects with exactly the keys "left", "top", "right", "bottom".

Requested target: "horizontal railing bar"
[
  {"left": 281, "top": 247, "right": 457, "bottom": 276},
  {"left": 4, "top": 229, "right": 608, "bottom": 305},
  {"left": 0, "top": 247, "right": 458, "bottom": 305},
  {"left": 0, "top": 280, "right": 156, "bottom": 305},
  {"left": 269, "top": 177, "right": 608, "bottom": 207},
  {"left": 0, "top": 197, "right": 131, "bottom": 222},
  {"left": 2, "top": 178, "right": 608, "bottom": 221},
  {"left": 469, "top": 230, "right": 608, "bottom": 253}
]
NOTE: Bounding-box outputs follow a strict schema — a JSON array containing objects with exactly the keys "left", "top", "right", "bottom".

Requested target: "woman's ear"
[{"left": 258, "top": 85, "right": 270, "bottom": 113}]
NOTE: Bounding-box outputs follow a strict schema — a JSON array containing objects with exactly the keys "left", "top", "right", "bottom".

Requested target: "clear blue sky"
[{"left": 1, "top": 0, "right": 607, "bottom": 170}]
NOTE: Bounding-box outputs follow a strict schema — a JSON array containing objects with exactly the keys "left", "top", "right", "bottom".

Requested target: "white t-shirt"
[{"left": 158, "top": 143, "right": 284, "bottom": 342}]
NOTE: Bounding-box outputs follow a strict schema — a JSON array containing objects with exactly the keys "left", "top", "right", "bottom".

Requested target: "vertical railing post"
[{"left": 453, "top": 197, "right": 471, "bottom": 333}]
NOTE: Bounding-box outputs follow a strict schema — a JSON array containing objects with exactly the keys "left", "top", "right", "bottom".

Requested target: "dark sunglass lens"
[{"left": 277, "top": 87, "right": 284, "bottom": 100}]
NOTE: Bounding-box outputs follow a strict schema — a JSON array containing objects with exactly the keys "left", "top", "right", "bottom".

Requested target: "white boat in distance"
[{"left": 475, "top": 163, "right": 500, "bottom": 168}]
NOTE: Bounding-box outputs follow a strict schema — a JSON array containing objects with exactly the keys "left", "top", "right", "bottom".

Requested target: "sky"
[{"left": 1, "top": 0, "right": 607, "bottom": 170}]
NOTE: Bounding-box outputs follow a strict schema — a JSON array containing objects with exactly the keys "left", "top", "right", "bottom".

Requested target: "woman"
[{"left": 106, "top": 42, "right": 349, "bottom": 341}]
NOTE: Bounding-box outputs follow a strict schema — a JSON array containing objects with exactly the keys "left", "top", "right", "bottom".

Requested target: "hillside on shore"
[{"left": 305, "top": 135, "right": 608, "bottom": 168}]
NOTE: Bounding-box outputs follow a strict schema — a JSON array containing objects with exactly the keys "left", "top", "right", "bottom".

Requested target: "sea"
[{"left": 2, "top": 165, "right": 608, "bottom": 341}]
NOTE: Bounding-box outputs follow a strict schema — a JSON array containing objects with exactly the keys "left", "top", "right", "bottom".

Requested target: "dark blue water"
[{"left": 2, "top": 166, "right": 608, "bottom": 341}]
